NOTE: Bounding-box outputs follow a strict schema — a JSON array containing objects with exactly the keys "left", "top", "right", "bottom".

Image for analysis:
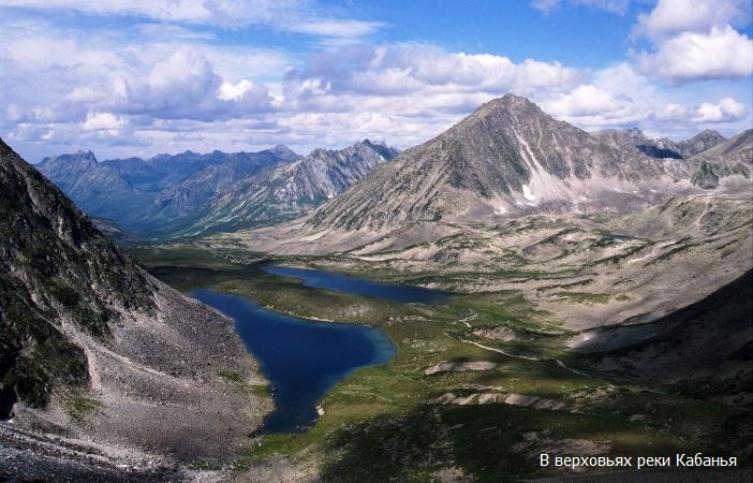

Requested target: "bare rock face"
[
  {"left": 688, "top": 130, "right": 753, "bottom": 189},
  {"left": 305, "top": 95, "right": 708, "bottom": 233},
  {"left": 595, "top": 127, "right": 726, "bottom": 160},
  {"left": 1, "top": 140, "right": 155, "bottom": 417},
  {"left": 177, "top": 139, "right": 399, "bottom": 237},
  {"left": 678, "top": 129, "right": 727, "bottom": 157},
  {"left": 0, "top": 139, "right": 268, "bottom": 468}
]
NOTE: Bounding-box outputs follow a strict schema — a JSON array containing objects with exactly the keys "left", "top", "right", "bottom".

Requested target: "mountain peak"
[
  {"left": 456, "top": 94, "right": 557, "bottom": 136},
  {"left": 306, "top": 95, "right": 668, "bottom": 231},
  {"left": 688, "top": 129, "right": 725, "bottom": 144},
  {"left": 678, "top": 129, "right": 727, "bottom": 157},
  {"left": 355, "top": 138, "right": 381, "bottom": 149},
  {"left": 266, "top": 144, "right": 300, "bottom": 161},
  {"left": 498, "top": 93, "right": 532, "bottom": 105},
  {"left": 353, "top": 138, "right": 399, "bottom": 160},
  {"left": 474, "top": 94, "right": 537, "bottom": 116},
  {"left": 40, "top": 150, "right": 98, "bottom": 166},
  {"left": 625, "top": 127, "right": 645, "bottom": 138},
  {"left": 696, "top": 128, "right": 724, "bottom": 137}
]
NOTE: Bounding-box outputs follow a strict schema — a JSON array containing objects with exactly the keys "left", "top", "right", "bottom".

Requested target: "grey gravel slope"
[{"left": 1, "top": 138, "right": 269, "bottom": 478}]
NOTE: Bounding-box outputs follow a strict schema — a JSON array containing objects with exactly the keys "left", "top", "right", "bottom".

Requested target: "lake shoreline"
[{"left": 192, "top": 287, "right": 398, "bottom": 434}]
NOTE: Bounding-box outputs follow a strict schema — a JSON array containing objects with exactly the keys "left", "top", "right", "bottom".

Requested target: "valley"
[
  {"left": 2, "top": 91, "right": 751, "bottom": 481},
  {"left": 3, "top": 0, "right": 753, "bottom": 480},
  {"left": 131, "top": 246, "right": 751, "bottom": 481}
]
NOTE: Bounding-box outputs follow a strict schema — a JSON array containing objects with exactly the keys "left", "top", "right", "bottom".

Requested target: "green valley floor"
[{"left": 131, "top": 246, "right": 752, "bottom": 482}]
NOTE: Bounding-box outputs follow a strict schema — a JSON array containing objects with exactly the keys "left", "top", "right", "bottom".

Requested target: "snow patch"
[{"left": 522, "top": 184, "right": 537, "bottom": 203}]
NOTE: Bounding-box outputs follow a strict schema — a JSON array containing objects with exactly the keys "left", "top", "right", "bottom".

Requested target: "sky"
[{"left": 0, "top": 0, "right": 751, "bottom": 162}]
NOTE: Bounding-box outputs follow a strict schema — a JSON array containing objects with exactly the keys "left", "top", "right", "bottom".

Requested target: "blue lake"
[
  {"left": 192, "top": 288, "right": 396, "bottom": 433},
  {"left": 262, "top": 265, "right": 453, "bottom": 303}
]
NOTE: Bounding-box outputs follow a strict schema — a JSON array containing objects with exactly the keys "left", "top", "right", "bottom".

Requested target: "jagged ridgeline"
[
  {"left": 37, "top": 140, "right": 398, "bottom": 240},
  {"left": 306, "top": 95, "right": 750, "bottom": 233},
  {"left": 0, "top": 139, "right": 154, "bottom": 417}
]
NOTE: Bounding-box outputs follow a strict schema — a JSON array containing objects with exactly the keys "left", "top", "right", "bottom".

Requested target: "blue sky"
[{"left": 0, "top": 0, "right": 751, "bottom": 161}]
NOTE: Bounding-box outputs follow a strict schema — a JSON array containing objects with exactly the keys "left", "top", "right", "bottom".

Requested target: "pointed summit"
[
  {"left": 266, "top": 144, "right": 300, "bottom": 161},
  {"left": 679, "top": 129, "right": 726, "bottom": 157},
  {"left": 461, "top": 93, "right": 542, "bottom": 125},
  {"left": 306, "top": 95, "right": 673, "bottom": 232},
  {"left": 40, "top": 150, "right": 98, "bottom": 166}
]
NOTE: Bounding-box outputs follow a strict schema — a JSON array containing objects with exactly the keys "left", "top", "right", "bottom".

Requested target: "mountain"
[
  {"left": 38, "top": 147, "right": 299, "bottom": 239},
  {"left": 219, "top": 95, "right": 749, "bottom": 259},
  {"left": 0, "top": 139, "right": 267, "bottom": 474},
  {"left": 173, "top": 139, "right": 399, "bottom": 237},
  {"left": 306, "top": 95, "right": 687, "bottom": 234},
  {"left": 106, "top": 148, "right": 300, "bottom": 191},
  {"left": 689, "top": 129, "right": 753, "bottom": 189},
  {"left": 678, "top": 129, "right": 727, "bottom": 157},
  {"left": 572, "top": 269, "right": 753, "bottom": 392},
  {"left": 35, "top": 151, "right": 152, "bottom": 226},
  {"left": 91, "top": 217, "right": 141, "bottom": 244},
  {"left": 594, "top": 127, "right": 726, "bottom": 160}
]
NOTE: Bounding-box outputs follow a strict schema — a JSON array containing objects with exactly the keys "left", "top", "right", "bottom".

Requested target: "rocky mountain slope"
[
  {"left": 570, "top": 268, "right": 753, "bottom": 392},
  {"left": 595, "top": 127, "right": 725, "bottom": 159},
  {"left": 228, "top": 95, "right": 748, "bottom": 257},
  {"left": 174, "top": 139, "right": 398, "bottom": 238},
  {"left": 304, "top": 95, "right": 700, "bottom": 234},
  {"left": 688, "top": 129, "right": 753, "bottom": 189},
  {"left": 0, "top": 139, "right": 269, "bottom": 477},
  {"left": 38, "top": 146, "right": 298, "bottom": 240},
  {"left": 203, "top": 95, "right": 751, "bottom": 340}
]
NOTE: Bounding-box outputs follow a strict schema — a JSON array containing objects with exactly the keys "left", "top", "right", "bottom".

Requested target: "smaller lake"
[
  {"left": 262, "top": 265, "right": 452, "bottom": 303},
  {"left": 192, "top": 289, "right": 395, "bottom": 434}
]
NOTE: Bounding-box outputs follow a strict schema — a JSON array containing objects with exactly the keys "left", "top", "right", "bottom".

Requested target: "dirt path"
[{"left": 457, "top": 337, "right": 591, "bottom": 378}]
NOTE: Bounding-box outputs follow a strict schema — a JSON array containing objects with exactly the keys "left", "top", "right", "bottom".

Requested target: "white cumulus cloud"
[
  {"left": 694, "top": 97, "right": 746, "bottom": 122},
  {"left": 546, "top": 85, "right": 618, "bottom": 116},
  {"left": 639, "top": 25, "right": 753, "bottom": 81},
  {"left": 632, "top": 0, "right": 753, "bottom": 82},
  {"left": 82, "top": 112, "right": 125, "bottom": 131},
  {"left": 635, "top": 0, "right": 752, "bottom": 39}
]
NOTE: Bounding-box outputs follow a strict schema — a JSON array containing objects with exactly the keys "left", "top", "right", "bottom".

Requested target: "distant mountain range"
[
  {"left": 594, "top": 127, "right": 726, "bottom": 160},
  {"left": 37, "top": 96, "right": 749, "bottom": 246},
  {"left": 37, "top": 141, "right": 397, "bottom": 241},
  {"left": 174, "top": 139, "right": 399, "bottom": 237},
  {"left": 37, "top": 146, "right": 299, "bottom": 240}
]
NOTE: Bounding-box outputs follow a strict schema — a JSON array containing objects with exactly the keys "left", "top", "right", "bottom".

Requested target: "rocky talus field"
[{"left": 0, "top": 139, "right": 270, "bottom": 481}]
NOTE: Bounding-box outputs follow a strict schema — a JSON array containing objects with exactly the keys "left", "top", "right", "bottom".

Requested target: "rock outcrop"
[{"left": 1, "top": 139, "right": 269, "bottom": 474}]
